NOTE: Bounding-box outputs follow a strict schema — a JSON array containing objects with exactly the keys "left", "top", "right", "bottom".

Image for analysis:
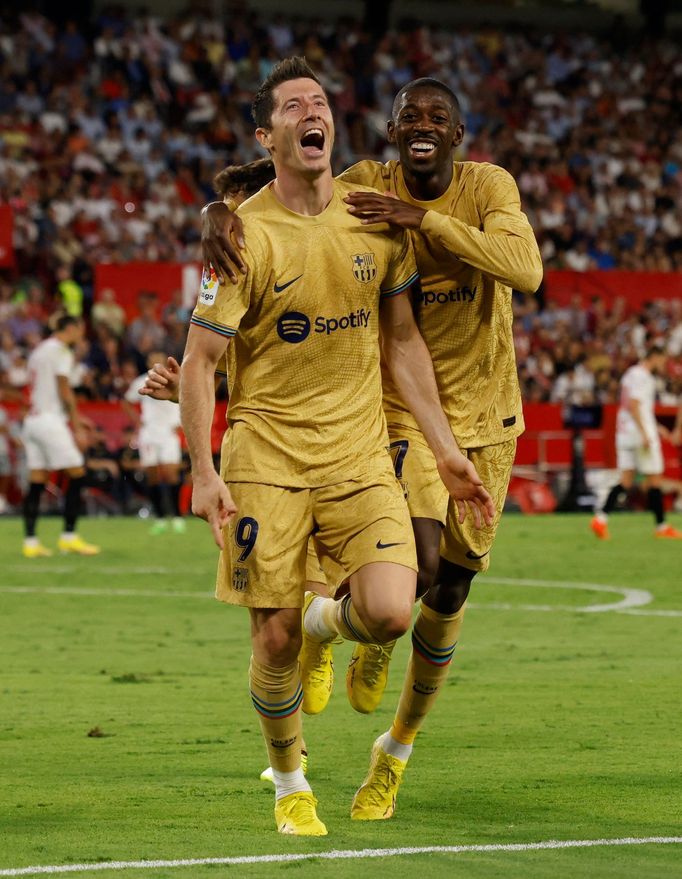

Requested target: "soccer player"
[
  {"left": 201, "top": 75, "right": 543, "bottom": 819},
  {"left": 123, "top": 351, "right": 185, "bottom": 534},
  {"left": 180, "top": 57, "right": 493, "bottom": 836},
  {"left": 591, "top": 346, "right": 682, "bottom": 540},
  {"left": 21, "top": 314, "right": 100, "bottom": 557}
]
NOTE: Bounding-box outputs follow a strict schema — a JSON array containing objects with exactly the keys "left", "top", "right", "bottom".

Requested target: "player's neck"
[
  {"left": 401, "top": 162, "right": 454, "bottom": 202},
  {"left": 272, "top": 168, "right": 334, "bottom": 216}
]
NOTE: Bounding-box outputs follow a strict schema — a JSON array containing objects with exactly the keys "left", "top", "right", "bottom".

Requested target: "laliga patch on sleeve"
[{"left": 199, "top": 267, "right": 219, "bottom": 305}]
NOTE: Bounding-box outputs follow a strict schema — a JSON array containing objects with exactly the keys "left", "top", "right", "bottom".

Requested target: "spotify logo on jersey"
[{"left": 277, "top": 311, "right": 311, "bottom": 343}]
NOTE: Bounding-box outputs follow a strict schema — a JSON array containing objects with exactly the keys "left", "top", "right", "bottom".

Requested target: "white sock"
[
  {"left": 24, "top": 537, "right": 39, "bottom": 547},
  {"left": 595, "top": 512, "right": 607, "bottom": 523},
  {"left": 656, "top": 522, "right": 667, "bottom": 532},
  {"left": 381, "top": 731, "right": 413, "bottom": 763},
  {"left": 303, "top": 595, "right": 335, "bottom": 641},
  {"left": 272, "top": 767, "right": 311, "bottom": 800},
  {"left": 61, "top": 531, "right": 76, "bottom": 540}
]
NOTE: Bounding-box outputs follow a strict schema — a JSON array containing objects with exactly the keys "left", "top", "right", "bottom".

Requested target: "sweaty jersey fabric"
[
  {"left": 338, "top": 160, "right": 542, "bottom": 448},
  {"left": 27, "top": 336, "right": 74, "bottom": 418},
  {"left": 191, "top": 179, "right": 418, "bottom": 488}
]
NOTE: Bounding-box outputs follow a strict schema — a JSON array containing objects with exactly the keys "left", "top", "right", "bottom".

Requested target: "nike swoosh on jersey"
[
  {"left": 376, "top": 540, "right": 406, "bottom": 550},
  {"left": 273, "top": 274, "right": 303, "bottom": 294},
  {"left": 465, "top": 549, "right": 490, "bottom": 560}
]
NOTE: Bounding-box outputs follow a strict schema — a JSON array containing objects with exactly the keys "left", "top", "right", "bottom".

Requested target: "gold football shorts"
[
  {"left": 387, "top": 423, "right": 449, "bottom": 523},
  {"left": 441, "top": 438, "right": 516, "bottom": 573},
  {"left": 216, "top": 460, "right": 416, "bottom": 608}
]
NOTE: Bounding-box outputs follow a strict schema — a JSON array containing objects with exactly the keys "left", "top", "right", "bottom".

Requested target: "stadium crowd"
[{"left": 1, "top": 5, "right": 682, "bottom": 498}]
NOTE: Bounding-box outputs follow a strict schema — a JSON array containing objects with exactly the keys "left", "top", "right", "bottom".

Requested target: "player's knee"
[
  {"left": 365, "top": 603, "right": 412, "bottom": 642},
  {"left": 258, "top": 621, "right": 301, "bottom": 665},
  {"left": 425, "top": 562, "right": 476, "bottom": 614}
]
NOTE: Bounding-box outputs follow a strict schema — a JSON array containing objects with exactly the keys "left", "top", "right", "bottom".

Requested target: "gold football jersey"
[
  {"left": 338, "top": 160, "right": 542, "bottom": 448},
  {"left": 191, "top": 179, "right": 418, "bottom": 487}
]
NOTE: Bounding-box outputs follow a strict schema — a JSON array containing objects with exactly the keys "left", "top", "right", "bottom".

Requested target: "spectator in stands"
[{"left": 92, "top": 288, "right": 126, "bottom": 337}]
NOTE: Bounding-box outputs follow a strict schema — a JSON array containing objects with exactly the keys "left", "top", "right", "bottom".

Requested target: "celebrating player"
[
  {"left": 21, "top": 314, "right": 100, "bottom": 557},
  {"left": 202, "top": 75, "right": 543, "bottom": 819},
  {"left": 591, "top": 345, "right": 682, "bottom": 540},
  {"left": 180, "top": 57, "right": 493, "bottom": 837}
]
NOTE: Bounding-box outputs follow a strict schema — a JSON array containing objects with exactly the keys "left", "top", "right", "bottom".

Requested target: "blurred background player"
[
  {"left": 21, "top": 314, "right": 100, "bottom": 557},
  {"left": 591, "top": 346, "right": 682, "bottom": 540},
  {"left": 124, "top": 351, "right": 185, "bottom": 534}
]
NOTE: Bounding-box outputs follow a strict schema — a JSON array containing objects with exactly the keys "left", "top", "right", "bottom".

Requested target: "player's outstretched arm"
[
  {"left": 380, "top": 293, "right": 495, "bottom": 527},
  {"left": 180, "top": 326, "right": 237, "bottom": 547},
  {"left": 139, "top": 356, "right": 181, "bottom": 403},
  {"left": 201, "top": 202, "right": 246, "bottom": 284}
]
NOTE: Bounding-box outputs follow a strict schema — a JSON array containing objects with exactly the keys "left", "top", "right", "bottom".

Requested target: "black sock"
[
  {"left": 64, "top": 476, "right": 85, "bottom": 533},
  {"left": 148, "top": 484, "right": 165, "bottom": 518},
  {"left": 603, "top": 483, "right": 627, "bottom": 514},
  {"left": 647, "top": 487, "right": 664, "bottom": 526},
  {"left": 23, "top": 482, "right": 44, "bottom": 538},
  {"left": 170, "top": 482, "right": 182, "bottom": 517}
]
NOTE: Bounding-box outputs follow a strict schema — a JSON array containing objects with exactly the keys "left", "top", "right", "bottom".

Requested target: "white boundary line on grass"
[
  {"left": 1, "top": 836, "right": 681, "bottom": 876},
  {"left": 3, "top": 576, "right": 680, "bottom": 616}
]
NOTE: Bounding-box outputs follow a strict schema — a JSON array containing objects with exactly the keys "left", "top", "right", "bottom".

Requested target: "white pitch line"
[
  {"left": 2, "top": 578, "right": 679, "bottom": 616},
  {"left": 1, "top": 836, "right": 680, "bottom": 876},
  {"left": 0, "top": 586, "right": 211, "bottom": 600}
]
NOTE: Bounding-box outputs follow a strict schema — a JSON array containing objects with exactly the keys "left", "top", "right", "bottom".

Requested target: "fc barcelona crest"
[
  {"left": 233, "top": 566, "right": 249, "bottom": 592},
  {"left": 351, "top": 252, "right": 377, "bottom": 283}
]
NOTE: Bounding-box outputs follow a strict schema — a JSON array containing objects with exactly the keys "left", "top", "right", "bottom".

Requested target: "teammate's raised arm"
[
  {"left": 202, "top": 158, "right": 277, "bottom": 283},
  {"left": 379, "top": 291, "right": 495, "bottom": 527}
]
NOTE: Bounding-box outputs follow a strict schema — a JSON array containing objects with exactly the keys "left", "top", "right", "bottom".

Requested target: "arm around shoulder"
[{"left": 420, "top": 165, "right": 543, "bottom": 294}]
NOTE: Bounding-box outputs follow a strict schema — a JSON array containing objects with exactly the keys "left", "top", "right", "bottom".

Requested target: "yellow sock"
[
  {"left": 390, "top": 601, "right": 466, "bottom": 746},
  {"left": 321, "top": 593, "right": 374, "bottom": 644},
  {"left": 249, "top": 657, "right": 303, "bottom": 773}
]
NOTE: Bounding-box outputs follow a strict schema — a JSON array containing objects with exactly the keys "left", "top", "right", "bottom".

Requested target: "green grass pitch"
[{"left": 1, "top": 513, "right": 680, "bottom": 878}]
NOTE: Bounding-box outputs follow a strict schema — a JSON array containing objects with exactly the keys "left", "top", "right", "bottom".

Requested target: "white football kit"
[
  {"left": 615, "top": 364, "right": 663, "bottom": 475},
  {"left": 125, "top": 374, "right": 182, "bottom": 468},
  {"left": 23, "top": 337, "right": 84, "bottom": 471}
]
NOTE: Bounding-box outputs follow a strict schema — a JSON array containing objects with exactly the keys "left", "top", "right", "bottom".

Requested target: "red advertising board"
[
  {"left": 544, "top": 270, "right": 682, "bottom": 311},
  {"left": 0, "top": 205, "right": 14, "bottom": 268}
]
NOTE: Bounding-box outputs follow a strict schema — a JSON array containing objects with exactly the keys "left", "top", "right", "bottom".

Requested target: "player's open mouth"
[
  {"left": 300, "top": 128, "right": 325, "bottom": 157},
  {"left": 408, "top": 139, "right": 437, "bottom": 159}
]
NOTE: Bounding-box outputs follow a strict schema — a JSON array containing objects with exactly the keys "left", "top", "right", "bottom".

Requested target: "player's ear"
[
  {"left": 452, "top": 121, "right": 465, "bottom": 149},
  {"left": 255, "top": 127, "right": 273, "bottom": 153},
  {"left": 387, "top": 119, "right": 396, "bottom": 144}
]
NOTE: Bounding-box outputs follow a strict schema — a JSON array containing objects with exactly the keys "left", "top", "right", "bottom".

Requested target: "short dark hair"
[
  {"left": 55, "top": 314, "right": 80, "bottom": 333},
  {"left": 251, "top": 56, "right": 323, "bottom": 129},
  {"left": 213, "top": 158, "right": 276, "bottom": 199},
  {"left": 392, "top": 77, "right": 462, "bottom": 120}
]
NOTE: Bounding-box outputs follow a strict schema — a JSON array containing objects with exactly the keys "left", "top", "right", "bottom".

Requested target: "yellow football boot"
[
  {"left": 346, "top": 640, "right": 396, "bottom": 714},
  {"left": 351, "top": 736, "right": 407, "bottom": 820},
  {"left": 22, "top": 542, "right": 53, "bottom": 558},
  {"left": 57, "top": 534, "right": 101, "bottom": 555},
  {"left": 299, "top": 593, "right": 335, "bottom": 715},
  {"left": 275, "top": 792, "right": 327, "bottom": 836}
]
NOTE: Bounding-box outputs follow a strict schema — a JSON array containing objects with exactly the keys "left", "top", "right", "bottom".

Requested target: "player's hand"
[
  {"left": 191, "top": 470, "right": 237, "bottom": 549},
  {"left": 345, "top": 191, "right": 427, "bottom": 229},
  {"left": 139, "top": 356, "right": 181, "bottom": 402},
  {"left": 436, "top": 452, "right": 496, "bottom": 528},
  {"left": 641, "top": 434, "right": 651, "bottom": 450},
  {"left": 671, "top": 429, "right": 682, "bottom": 446},
  {"left": 201, "top": 202, "right": 246, "bottom": 284}
]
